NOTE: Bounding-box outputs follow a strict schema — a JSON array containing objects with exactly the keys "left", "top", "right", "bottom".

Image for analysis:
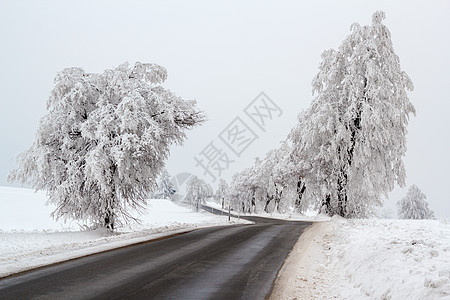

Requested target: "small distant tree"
[
  {"left": 377, "top": 207, "right": 394, "bottom": 219},
  {"left": 205, "top": 182, "right": 214, "bottom": 199},
  {"left": 228, "top": 161, "right": 260, "bottom": 213},
  {"left": 185, "top": 176, "right": 209, "bottom": 211},
  {"left": 153, "top": 169, "right": 176, "bottom": 201},
  {"left": 259, "top": 145, "right": 295, "bottom": 213},
  {"left": 8, "top": 62, "right": 205, "bottom": 230},
  {"left": 397, "top": 185, "right": 435, "bottom": 219},
  {"left": 214, "top": 178, "right": 229, "bottom": 210}
]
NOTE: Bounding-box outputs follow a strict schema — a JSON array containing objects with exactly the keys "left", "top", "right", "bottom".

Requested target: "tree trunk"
[
  {"left": 335, "top": 79, "right": 365, "bottom": 218},
  {"left": 275, "top": 185, "right": 282, "bottom": 213},
  {"left": 264, "top": 194, "right": 273, "bottom": 213},
  {"left": 337, "top": 171, "right": 347, "bottom": 217},
  {"left": 320, "top": 194, "right": 331, "bottom": 215},
  {"left": 104, "top": 211, "right": 114, "bottom": 231},
  {"left": 339, "top": 91, "right": 362, "bottom": 217},
  {"left": 251, "top": 189, "right": 256, "bottom": 213},
  {"left": 295, "top": 180, "right": 306, "bottom": 208},
  {"left": 105, "top": 164, "right": 117, "bottom": 231},
  {"left": 104, "top": 192, "right": 116, "bottom": 231}
]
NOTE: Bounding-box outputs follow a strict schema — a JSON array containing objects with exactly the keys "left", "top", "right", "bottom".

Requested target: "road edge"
[{"left": 268, "top": 221, "right": 332, "bottom": 300}]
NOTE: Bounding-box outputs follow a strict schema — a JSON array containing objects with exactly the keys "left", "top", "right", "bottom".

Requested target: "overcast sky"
[{"left": 1, "top": 0, "right": 449, "bottom": 217}]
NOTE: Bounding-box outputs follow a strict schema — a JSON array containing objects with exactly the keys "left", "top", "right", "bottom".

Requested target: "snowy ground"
[
  {"left": 270, "top": 217, "right": 450, "bottom": 299},
  {"left": 0, "top": 186, "right": 250, "bottom": 278}
]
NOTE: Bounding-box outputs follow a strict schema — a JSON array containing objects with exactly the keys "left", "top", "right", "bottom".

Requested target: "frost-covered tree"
[
  {"left": 257, "top": 147, "right": 287, "bottom": 213},
  {"left": 9, "top": 62, "right": 205, "bottom": 230},
  {"left": 205, "top": 182, "right": 214, "bottom": 199},
  {"left": 397, "top": 185, "right": 435, "bottom": 219},
  {"left": 185, "top": 176, "right": 210, "bottom": 211},
  {"left": 227, "top": 151, "right": 287, "bottom": 214},
  {"left": 228, "top": 163, "right": 260, "bottom": 213},
  {"left": 246, "top": 141, "right": 311, "bottom": 214},
  {"left": 214, "top": 178, "right": 229, "bottom": 210},
  {"left": 288, "top": 110, "right": 316, "bottom": 211},
  {"left": 153, "top": 168, "right": 176, "bottom": 201},
  {"left": 377, "top": 207, "right": 394, "bottom": 219},
  {"left": 227, "top": 145, "right": 296, "bottom": 214},
  {"left": 299, "top": 11, "right": 415, "bottom": 217}
]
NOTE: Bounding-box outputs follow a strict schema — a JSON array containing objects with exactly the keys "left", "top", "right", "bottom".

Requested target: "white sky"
[{"left": 1, "top": 0, "right": 449, "bottom": 217}]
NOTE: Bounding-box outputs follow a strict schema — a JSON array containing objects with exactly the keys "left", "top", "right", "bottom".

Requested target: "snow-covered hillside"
[
  {"left": 0, "top": 186, "right": 249, "bottom": 278},
  {"left": 271, "top": 217, "right": 450, "bottom": 299}
]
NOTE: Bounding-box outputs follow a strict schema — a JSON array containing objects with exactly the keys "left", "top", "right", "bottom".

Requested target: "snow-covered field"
[
  {"left": 271, "top": 217, "right": 450, "bottom": 299},
  {"left": 0, "top": 186, "right": 249, "bottom": 278}
]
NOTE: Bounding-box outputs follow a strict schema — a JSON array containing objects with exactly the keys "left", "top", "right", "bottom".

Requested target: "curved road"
[{"left": 0, "top": 208, "right": 311, "bottom": 300}]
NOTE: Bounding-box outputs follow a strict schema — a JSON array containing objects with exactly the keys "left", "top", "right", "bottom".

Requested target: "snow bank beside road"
[
  {"left": 0, "top": 186, "right": 249, "bottom": 278},
  {"left": 271, "top": 218, "right": 450, "bottom": 299}
]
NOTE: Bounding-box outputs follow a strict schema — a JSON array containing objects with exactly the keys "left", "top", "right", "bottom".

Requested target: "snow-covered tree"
[
  {"left": 287, "top": 110, "right": 317, "bottom": 211},
  {"left": 205, "top": 182, "right": 214, "bottom": 199},
  {"left": 185, "top": 176, "right": 210, "bottom": 211},
  {"left": 257, "top": 148, "right": 285, "bottom": 213},
  {"left": 153, "top": 168, "right": 176, "bottom": 201},
  {"left": 264, "top": 142, "right": 308, "bottom": 213},
  {"left": 377, "top": 207, "right": 394, "bottom": 219},
  {"left": 297, "top": 11, "right": 415, "bottom": 217},
  {"left": 227, "top": 145, "right": 298, "bottom": 214},
  {"left": 397, "top": 185, "right": 435, "bottom": 219},
  {"left": 228, "top": 164, "right": 259, "bottom": 213},
  {"left": 9, "top": 62, "right": 205, "bottom": 230},
  {"left": 214, "top": 178, "right": 229, "bottom": 210}
]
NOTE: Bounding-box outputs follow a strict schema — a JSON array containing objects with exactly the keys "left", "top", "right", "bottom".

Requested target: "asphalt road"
[{"left": 0, "top": 208, "right": 311, "bottom": 300}]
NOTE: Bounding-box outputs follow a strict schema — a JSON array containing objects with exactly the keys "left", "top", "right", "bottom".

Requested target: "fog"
[{"left": 1, "top": 0, "right": 449, "bottom": 217}]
